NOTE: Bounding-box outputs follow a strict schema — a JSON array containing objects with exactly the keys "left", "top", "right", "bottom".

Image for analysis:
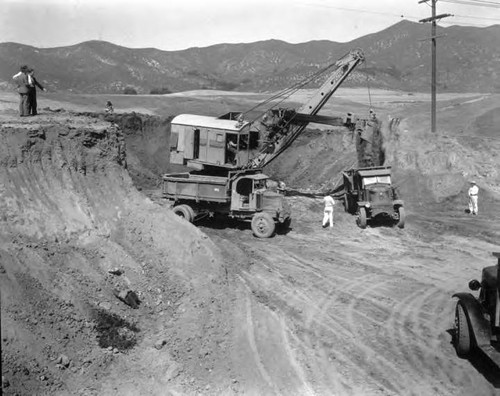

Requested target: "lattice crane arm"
[{"left": 245, "top": 49, "right": 365, "bottom": 169}]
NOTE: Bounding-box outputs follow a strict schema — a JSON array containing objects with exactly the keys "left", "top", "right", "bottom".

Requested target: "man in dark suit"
[
  {"left": 27, "top": 69, "right": 46, "bottom": 116},
  {"left": 12, "top": 65, "right": 30, "bottom": 117}
]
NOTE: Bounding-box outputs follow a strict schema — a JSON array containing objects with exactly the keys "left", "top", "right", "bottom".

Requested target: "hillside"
[{"left": 1, "top": 21, "right": 500, "bottom": 94}]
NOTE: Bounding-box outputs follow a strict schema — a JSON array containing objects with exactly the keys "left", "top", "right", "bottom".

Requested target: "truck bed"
[{"left": 162, "top": 172, "right": 230, "bottom": 203}]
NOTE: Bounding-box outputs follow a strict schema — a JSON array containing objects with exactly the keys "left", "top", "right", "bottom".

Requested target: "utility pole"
[
  {"left": 1, "top": 288, "right": 2, "bottom": 396},
  {"left": 418, "top": 0, "right": 452, "bottom": 133}
]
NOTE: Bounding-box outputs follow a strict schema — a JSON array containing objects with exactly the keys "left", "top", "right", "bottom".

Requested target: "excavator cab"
[{"left": 169, "top": 113, "right": 260, "bottom": 170}]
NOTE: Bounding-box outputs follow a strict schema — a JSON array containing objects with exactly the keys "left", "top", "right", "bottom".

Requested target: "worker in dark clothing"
[
  {"left": 105, "top": 101, "right": 114, "bottom": 114},
  {"left": 226, "top": 136, "right": 238, "bottom": 165},
  {"left": 27, "top": 68, "right": 46, "bottom": 115}
]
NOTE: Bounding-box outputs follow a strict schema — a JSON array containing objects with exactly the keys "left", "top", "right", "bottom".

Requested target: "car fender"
[{"left": 453, "top": 292, "right": 491, "bottom": 347}]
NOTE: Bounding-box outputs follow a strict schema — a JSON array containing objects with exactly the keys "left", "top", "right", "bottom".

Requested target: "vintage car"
[{"left": 452, "top": 252, "right": 500, "bottom": 367}]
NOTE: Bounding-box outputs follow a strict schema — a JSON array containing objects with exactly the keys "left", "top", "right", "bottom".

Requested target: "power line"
[
  {"left": 440, "top": 0, "right": 500, "bottom": 7},
  {"left": 304, "top": 3, "right": 423, "bottom": 20},
  {"left": 460, "top": 0, "right": 500, "bottom": 5},
  {"left": 452, "top": 13, "right": 500, "bottom": 21},
  {"left": 304, "top": 2, "right": 500, "bottom": 24},
  {"left": 442, "top": 20, "right": 498, "bottom": 26}
]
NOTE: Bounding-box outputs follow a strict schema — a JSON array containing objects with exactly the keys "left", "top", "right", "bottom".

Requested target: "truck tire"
[
  {"left": 251, "top": 212, "right": 276, "bottom": 238},
  {"left": 173, "top": 204, "right": 195, "bottom": 223},
  {"left": 397, "top": 207, "right": 406, "bottom": 229},
  {"left": 357, "top": 207, "right": 367, "bottom": 229},
  {"left": 454, "top": 302, "right": 472, "bottom": 357},
  {"left": 343, "top": 193, "right": 350, "bottom": 212}
]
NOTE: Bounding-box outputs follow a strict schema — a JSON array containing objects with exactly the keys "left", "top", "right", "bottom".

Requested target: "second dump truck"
[{"left": 342, "top": 166, "right": 405, "bottom": 229}]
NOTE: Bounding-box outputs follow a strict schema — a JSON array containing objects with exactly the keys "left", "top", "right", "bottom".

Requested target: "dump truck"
[
  {"left": 163, "top": 168, "right": 291, "bottom": 238},
  {"left": 342, "top": 166, "right": 405, "bottom": 229},
  {"left": 452, "top": 252, "right": 500, "bottom": 367}
]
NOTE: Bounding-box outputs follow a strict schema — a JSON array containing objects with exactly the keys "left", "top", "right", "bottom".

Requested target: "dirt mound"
[
  {"left": 0, "top": 111, "right": 232, "bottom": 395},
  {"left": 267, "top": 101, "right": 500, "bottom": 213}
]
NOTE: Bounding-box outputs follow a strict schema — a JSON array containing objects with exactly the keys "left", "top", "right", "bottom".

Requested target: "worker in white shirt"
[
  {"left": 322, "top": 194, "right": 335, "bottom": 228},
  {"left": 468, "top": 181, "right": 479, "bottom": 215}
]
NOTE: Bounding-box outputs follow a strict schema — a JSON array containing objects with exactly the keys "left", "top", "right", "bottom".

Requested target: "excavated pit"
[{"left": 0, "top": 111, "right": 234, "bottom": 395}]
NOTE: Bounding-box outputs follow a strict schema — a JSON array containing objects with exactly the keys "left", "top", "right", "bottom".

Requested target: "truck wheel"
[
  {"left": 343, "top": 193, "right": 349, "bottom": 212},
  {"left": 357, "top": 207, "right": 367, "bottom": 229},
  {"left": 173, "top": 204, "right": 195, "bottom": 223},
  {"left": 397, "top": 207, "right": 406, "bottom": 229},
  {"left": 251, "top": 212, "right": 276, "bottom": 238},
  {"left": 454, "top": 302, "right": 472, "bottom": 357}
]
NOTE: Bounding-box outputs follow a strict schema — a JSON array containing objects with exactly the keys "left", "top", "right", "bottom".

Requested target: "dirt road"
[{"left": 200, "top": 196, "right": 500, "bottom": 395}]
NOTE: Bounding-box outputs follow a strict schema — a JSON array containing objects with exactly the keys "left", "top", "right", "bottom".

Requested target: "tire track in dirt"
[
  {"left": 382, "top": 285, "right": 455, "bottom": 395},
  {"left": 202, "top": 205, "right": 500, "bottom": 395},
  {"left": 344, "top": 275, "right": 392, "bottom": 339},
  {"left": 238, "top": 246, "right": 382, "bottom": 394},
  {"left": 305, "top": 278, "right": 415, "bottom": 395},
  {"left": 238, "top": 239, "right": 422, "bottom": 394},
  {"left": 279, "top": 317, "right": 316, "bottom": 396},
  {"left": 236, "top": 273, "right": 316, "bottom": 396},
  {"left": 248, "top": 233, "right": 488, "bottom": 395},
  {"left": 242, "top": 285, "right": 282, "bottom": 395},
  {"left": 234, "top": 241, "right": 372, "bottom": 394}
]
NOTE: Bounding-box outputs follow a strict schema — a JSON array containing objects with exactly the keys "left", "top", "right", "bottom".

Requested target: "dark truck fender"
[
  {"left": 393, "top": 199, "right": 404, "bottom": 207},
  {"left": 453, "top": 292, "right": 491, "bottom": 348}
]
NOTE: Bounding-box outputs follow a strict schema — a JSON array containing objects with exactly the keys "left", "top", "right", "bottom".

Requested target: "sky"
[{"left": 0, "top": 0, "right": 499, "bottom": 51}]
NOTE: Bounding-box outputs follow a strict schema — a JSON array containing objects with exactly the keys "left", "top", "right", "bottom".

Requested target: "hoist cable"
[
  {"left": 242, "top": 59, "right": 346, "bottom": 123},
  {"left": 364, "top": 60, "right": 373, "bottom": 111}
]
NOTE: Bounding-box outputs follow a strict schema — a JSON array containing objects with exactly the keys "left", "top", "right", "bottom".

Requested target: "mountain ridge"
[{"left": 1, "top": 20, "right": 499, "bottom": 94}]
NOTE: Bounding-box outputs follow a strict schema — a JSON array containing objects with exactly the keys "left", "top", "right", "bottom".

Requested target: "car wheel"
[
  {"left": 173, "top": 204, "right": 195, "bottom": 223},
  {"left": 357, "top": 207, "right": 367, "bottom": 229},
  {"left": 454, "top": 302, "right": 472, "bottom": 357},
  {"left": 397, "top": 207, "right": 406, "bottom": 229},
  {"left": 251, "top": 212, "right": 276, "bottom": 238}
]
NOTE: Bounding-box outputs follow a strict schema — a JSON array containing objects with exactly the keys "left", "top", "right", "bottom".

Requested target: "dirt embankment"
[
  {"left": 267, "top": 103, "right": 500, "bottom": 211},
  {"left": 0, "top": 112, "right": 234, "bottom": 395}
]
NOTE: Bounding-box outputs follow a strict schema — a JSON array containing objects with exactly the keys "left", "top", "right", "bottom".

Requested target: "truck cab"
[
  {"left": 342, "top": 166, "right": 405, "bottom": 229},
  {"left": 230, "top": 171, "right": 291, "bottom": 237}
]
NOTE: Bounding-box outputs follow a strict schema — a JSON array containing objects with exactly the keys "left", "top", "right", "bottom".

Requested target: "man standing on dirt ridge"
[
  {"left": 468, "top": 180, "right": 479, "bottom": 215},
  {"left": 27, "top": 68, "right": 47, "bottom": 116},
  {"left": 322, "top": 194, "right": 335, "bottom": 228},
  {"left": 12, "top": 65, "right": 30, "bottom": 117}
]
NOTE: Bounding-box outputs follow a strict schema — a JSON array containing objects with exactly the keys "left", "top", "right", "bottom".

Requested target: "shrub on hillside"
[
  {"left": 150, "top": 87, "right": 172, "bottom": 95},
  {"left": 216, "top": 81, "right": 238, "bottom": 91},
  {"left": 123, "top": 86, "right": 138, "bottom": 95}
]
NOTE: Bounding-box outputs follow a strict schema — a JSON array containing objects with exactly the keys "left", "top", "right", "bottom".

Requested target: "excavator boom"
[{"left": 246, "top": 49, "right": 364, "bottom": 169}]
